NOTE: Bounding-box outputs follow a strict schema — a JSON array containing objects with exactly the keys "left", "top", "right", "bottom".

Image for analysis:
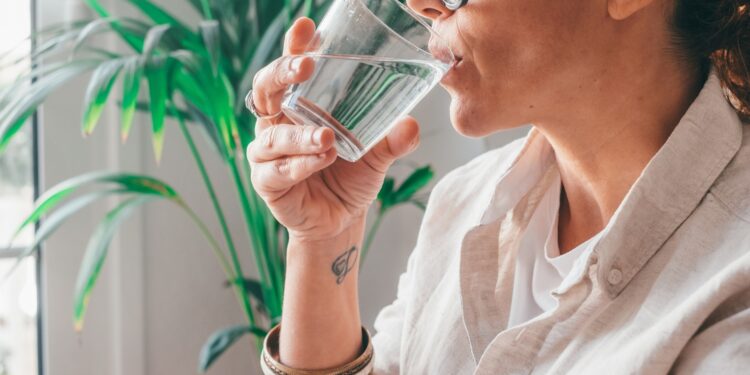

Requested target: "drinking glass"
[{"left": 281, "top": 0, "right": 454, "bottom": 162}]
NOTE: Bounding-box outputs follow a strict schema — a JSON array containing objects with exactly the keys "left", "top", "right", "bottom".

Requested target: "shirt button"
[{"left": 608, "top": 268, "right": 623, "bottom": 285}]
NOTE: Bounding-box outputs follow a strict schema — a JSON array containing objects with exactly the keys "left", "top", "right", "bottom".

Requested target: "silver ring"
[{"left": 245, "top": 89, "right": 282, "bottom": 120}]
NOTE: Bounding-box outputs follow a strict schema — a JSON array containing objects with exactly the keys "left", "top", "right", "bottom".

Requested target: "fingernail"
[{"left": 312, "top": 128, "right": 323, "bottom": 146}]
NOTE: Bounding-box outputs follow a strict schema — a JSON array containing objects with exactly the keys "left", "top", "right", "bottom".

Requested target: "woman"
[{"left": 246, "top": 0, "right": 750, "bottom": 373}]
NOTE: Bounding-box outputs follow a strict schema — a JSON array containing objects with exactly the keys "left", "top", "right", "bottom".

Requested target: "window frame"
[{"left": 0, "top": 0, "right": 44, "bottom": 373}]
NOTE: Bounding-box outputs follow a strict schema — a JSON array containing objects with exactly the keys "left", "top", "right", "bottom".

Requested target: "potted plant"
[{"left": 0, "top": 0, "right": 433, "bottom": 371}]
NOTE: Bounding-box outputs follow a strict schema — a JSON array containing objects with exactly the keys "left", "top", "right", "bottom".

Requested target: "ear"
[{"left": 608, "top": 0, "right": 656, "bottom": 20}]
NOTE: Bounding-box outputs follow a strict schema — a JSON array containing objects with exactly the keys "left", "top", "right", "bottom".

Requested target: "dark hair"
[{"left": 672, "top": 0, "right": 750, "bottom": 121}]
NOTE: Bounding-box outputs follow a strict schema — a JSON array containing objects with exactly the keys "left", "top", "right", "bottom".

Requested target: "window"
[{"left": 0, "top": 0, "right": 40, "bottom": 374}]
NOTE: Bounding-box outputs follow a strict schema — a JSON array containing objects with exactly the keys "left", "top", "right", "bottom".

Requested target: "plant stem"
[
  {"left": 227, "top": 112, "right": 284, "bottom": 318},
  {"left": 200, "top": 0, "right": 214, "bottom": 20},
  {"left": 361, "top": 207, "right": 386, "bottom": 265},
  {"left": 227, "top": 155, "right": 281, "bottom": 316},
  {"left": 173, "top": 105, "right": 239, "bottom": 284},
  {"left": 180, "top": 201, "right": 261, "bottom": 350},
  {"left": 238, "top": 146, "right": 284, "bottom": 310},
  {"left": 172, "top": 105, "right": 260, "bottom": 347},
  {"left": 177, "top": 200, "right": 234, "bottom": 286}
]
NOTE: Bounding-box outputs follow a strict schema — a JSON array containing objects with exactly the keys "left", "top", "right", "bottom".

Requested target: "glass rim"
[{"left": 359, "top": 0, "right": 455, "bottom": 65}]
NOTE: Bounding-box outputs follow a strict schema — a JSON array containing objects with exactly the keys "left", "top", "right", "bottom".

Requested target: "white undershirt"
[{"left": 507, "top": 166, "right": 605, "bottom": 328}]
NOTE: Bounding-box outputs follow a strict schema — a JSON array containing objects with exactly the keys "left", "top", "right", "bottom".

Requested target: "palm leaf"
[
  {"left": 73, "top": 195, "right": 157, "bottom": 331},
  {"left": 82, "top": 58, "right": 130, "bottom": 135},
  {"left": 145, "top": 56, "right": 171, "bottom": 162},
  {"left": 0, "top": 58, "right": 98, "bottom": 106},
  {"left": 10, "top": 171, "right": 179, "bottom": 240},
  {"left": 198, "top": 325, "right": 268, "bottom": 372},
  {"left": 224, "top": 277, "right": 265, "bottom": 306},
  {"left": 0, "top": 20, "right": 90, "bottom": 66},
  {"left": 127, "top": 0, "right": 201, "bottom": 49},
  {"left": 185, "top": 100, "right": 226, "bottom": 156},
  {"left": 392, "top": 166, "right": 434, "bottom": 203},
  {"left": 377, "top": 176, "right": 395, "bottom": 209},
  {"left": 199, "top": 20, "right": 221, "bottom": 77},
  {"left": 1, "top": 189, "right": 127, "bottom": 284},
  {"left": 83, "top": 0, "right": 146, "bottom": 51},
  {"left": 0, "top": 60, "right": 101, "bottom": 153},
  {"left": 0, "top": 18, "right": 144, "bottom": 69},
  {"left": 131, "top": 97, "right": 225, "bottom": 157},
  {"left": 237, "top": 0, "right": 307, "bottom": 105},
  {"left": 138, "top": 24, "right": 175, "bottom": 161},
  {"left": 140, "top": 24, "right": 171, "bottom": 63},
  {"left": 72, "top": 18, "right": 151, "bottom": 55},
  {"left": 120, "top": 57, "right": 143, "bottom": 142}
]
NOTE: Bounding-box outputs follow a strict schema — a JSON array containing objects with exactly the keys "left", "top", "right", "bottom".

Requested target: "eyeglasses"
[{"left": 442, "top": 0, "right": 468, "bottom": 11}]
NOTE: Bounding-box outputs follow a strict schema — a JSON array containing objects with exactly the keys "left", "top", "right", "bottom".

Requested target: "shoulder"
[{"left": 710, "top": 122, "right": 750, "bottom": 223}]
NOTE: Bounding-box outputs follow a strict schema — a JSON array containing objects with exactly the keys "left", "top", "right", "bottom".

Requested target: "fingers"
[
  {"left": 251, "top": 148, "right": 338, "bottom": 198},
  {"left": 362, "top": 117, "right": 420, "bottom": 173},
  {"left": 247, "top": 125, "right": 335, "bottom": 162},
  {"left": 283, "top": 17, "right": 316, "bottom": 55},
  {"left": 250, "top": 55, "right": 315, "bottom": 123},
  {"left": 249, "top": 17, "right": 317, "bottom": 125}
]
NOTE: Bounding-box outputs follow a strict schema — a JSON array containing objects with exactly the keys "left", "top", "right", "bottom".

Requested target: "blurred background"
[{"left": 0, "top": 0, "right": 527, "bottom": 374}]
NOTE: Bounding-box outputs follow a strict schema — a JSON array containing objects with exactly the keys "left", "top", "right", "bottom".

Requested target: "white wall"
[{"left": 38, "top": 1, "right": 529, "bottom": 374}]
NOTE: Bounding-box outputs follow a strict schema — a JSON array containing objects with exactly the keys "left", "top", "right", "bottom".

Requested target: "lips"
[
  {"left": 427, "top": 38, "right": 460, "bottom": 66},
  {"left": 441, "top": 58, "right": 462, "bottom": 85}
]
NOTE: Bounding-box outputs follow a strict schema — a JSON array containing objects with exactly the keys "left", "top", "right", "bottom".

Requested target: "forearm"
[{"left": 279, "top": 216, "right": 366, "bottom": 369}]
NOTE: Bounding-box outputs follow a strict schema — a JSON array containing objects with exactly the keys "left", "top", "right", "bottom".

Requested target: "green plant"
[{"left": 0, "top": 0, "right": 433, "bottom": 371}]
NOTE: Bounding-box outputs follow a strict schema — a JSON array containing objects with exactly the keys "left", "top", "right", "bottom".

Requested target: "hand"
[{"left": 246, "top": 17, "right": 420, "bottom": 243}]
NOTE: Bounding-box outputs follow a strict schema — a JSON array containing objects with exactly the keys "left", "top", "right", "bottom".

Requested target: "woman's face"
[{"left": 408, "top": 0, "right": 652, "bottom": 137}]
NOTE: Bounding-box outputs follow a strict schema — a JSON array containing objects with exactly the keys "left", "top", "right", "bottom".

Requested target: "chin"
[
  {"left": 449, "top": 98, "right": 497, "bottom": 138},
  {"left": 448, "top": 97, "right": 475, "bottom": 137},
  {"left": 448, "top": 95, "right": 530, "bottom": 138}
]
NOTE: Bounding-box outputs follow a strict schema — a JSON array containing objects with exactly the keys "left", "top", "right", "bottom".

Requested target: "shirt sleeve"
[
  {"left": 672, "top": 303, "right": 750, "bottom": 374},
  {"left": 370, "top": 247, "right": 419, "bottom": 374}
]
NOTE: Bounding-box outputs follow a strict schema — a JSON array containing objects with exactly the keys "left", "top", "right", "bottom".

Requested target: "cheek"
[{"left": 462, "top": 2, "right": 591, "bottom": 88}]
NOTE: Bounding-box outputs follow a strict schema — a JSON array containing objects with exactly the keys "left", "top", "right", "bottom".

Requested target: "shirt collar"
[
  {"left": 474, "top": 69, "right": 744, "bottom": 298},
  {"left": 593, "top": 70, "right": 744, "bottom": 298},
  {"left": 479, "top": 128, "right": 554, "bottom": 226}
]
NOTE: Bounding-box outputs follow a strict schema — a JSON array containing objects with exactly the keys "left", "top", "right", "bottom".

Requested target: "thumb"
[{"left": 362, "top": 116, "right": 420, "bottom": 172}]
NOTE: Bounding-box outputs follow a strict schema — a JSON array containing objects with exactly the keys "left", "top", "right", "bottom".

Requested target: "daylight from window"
[{"left": 0, "top": 0, "right": 39, "bottom": 374}]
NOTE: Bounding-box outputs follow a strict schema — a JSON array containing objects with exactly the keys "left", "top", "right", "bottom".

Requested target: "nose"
[{"left": 407, "top": 0, "right": 452, "bottom": 21}]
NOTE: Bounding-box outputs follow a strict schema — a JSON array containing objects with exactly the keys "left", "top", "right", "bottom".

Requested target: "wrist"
[
  {"left": 285, "top": 216, "right": 366, "bottom": 289},
  {"left": 287, "top": 214, "right": 367, "bottom": 254}
]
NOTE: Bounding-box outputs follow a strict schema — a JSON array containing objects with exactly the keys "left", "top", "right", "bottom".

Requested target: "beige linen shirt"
[{"left": 371, "top": 71, "right": 750, "bottom": 374}]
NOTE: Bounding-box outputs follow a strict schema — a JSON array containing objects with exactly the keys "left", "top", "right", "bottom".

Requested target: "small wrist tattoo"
[{"left": 331, "top": 246, "right": 358, "bottom": 285}]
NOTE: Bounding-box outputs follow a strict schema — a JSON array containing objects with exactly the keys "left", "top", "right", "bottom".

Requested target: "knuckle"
[
  {"left": 290, "top": 127, "right": 305, "bottom": 145},
  {"left": 289, "top": 157, "right": 312, "bottom": 181},
  {"left": 275, "top": 157, "right": 291, "bottom": 176},
  {"left": 302, "top": 126, "right": 316, "bottom": 145},
  {"left": 287, "top": 164, "right": 300, "bottom": 181},
  {"left": 271, "top": 59, "right": 288, "bottom": 86},
  {"left": 262, "top": 126, "right": 278, "bottom": 149}
]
